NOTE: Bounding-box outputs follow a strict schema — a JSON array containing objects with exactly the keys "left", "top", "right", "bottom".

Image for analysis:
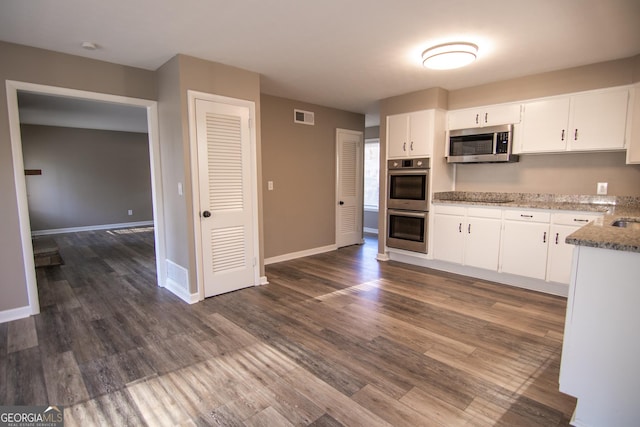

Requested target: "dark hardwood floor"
[{"left": 0, "top": 229, "right": 576, "bottom": 426}]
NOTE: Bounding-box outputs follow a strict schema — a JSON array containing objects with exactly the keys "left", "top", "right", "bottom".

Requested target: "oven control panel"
[{"left": 388, "top": 158, "right": 430, "bottom": 170}]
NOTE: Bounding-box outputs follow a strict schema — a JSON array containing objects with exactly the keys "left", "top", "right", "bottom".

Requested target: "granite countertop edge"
[{"left": 432, "top": 191, "right": 640, "bottom": 253}]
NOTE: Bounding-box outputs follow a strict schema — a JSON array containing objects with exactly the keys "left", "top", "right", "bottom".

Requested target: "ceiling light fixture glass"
[{"left": 422, "top": 42, "right": 478, "bottom": 70}]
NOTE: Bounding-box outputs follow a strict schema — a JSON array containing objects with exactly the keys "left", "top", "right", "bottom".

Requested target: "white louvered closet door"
[
  {"left": 195, "top": 98, "right": 255, "bottom": 297},
  {"left": 336, "top": 129, "right": 363, "bottom": 248}
]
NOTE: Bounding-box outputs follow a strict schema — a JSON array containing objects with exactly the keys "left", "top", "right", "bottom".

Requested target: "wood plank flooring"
[{"left": 0, "top": 229, "right": 576, "bottom": 426}]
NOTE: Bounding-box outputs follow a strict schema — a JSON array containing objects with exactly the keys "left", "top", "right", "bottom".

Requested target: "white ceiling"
[{"left": 2, "top": 0, "right": 639, "bottom": 128}]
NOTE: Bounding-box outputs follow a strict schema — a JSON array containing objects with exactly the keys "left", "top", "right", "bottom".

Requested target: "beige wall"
[
  {"left": 261, "top": 94, "right": 364, "bottom": 259},
  {"left": 448, "top": 56, "right": 638, "bottom": 109},
  {"left": 0, "top": 41, "right": 156, "bottom": 313},
  {"left": 21, "top": 125, "right": 152, "bottom": 231},
  {"left": 157, "top": 54, "right": 262, "bottom": 293}
]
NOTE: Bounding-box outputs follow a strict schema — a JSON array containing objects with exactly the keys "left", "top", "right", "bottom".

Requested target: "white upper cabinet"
[
  {"left": 448, "top": 103, "right": 521, "bottom": 130},
  {"left": 387, "top": 110, "right": 434, "bottom": 159},
  {"left": 626, "top": 83, "right": 640, "bottom": 164},
  {"left": 569, "top": 89, "right": 629, "bottom": 151},
  {"left": 519, "top": 98, "right": 571, "bottom": 153},
  {"left": 518, "top": 87, "right": 630, "bottom": 153}
]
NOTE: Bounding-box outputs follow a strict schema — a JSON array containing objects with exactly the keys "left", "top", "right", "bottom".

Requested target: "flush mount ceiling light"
[{"left": 422, "top": 42, "right": 478, "bottom": 70}]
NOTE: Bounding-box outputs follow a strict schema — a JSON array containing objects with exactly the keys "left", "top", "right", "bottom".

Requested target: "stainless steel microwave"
[{"left": 447, "top": 124, "right": 519, "bottom": 163}]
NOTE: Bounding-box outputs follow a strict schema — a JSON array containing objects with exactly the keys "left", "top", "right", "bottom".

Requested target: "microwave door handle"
[{"left": 492, "top": 132, "right": 498, "bottom": 154}]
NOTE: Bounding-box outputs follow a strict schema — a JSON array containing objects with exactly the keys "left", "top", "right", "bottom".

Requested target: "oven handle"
[
  {"left": 388, "top": 209, "right": 428, "bottom": 218},
  {"left": 388, "top": 169, "right": 430, "bottom": 176}
]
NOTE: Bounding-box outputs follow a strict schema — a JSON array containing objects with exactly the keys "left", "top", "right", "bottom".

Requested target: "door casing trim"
[
  {"left": 187, "top": 90, "right": 260, "bottom": 301},
  {"left": 6, "top": 80, "right": 167, "bottom": 315}
]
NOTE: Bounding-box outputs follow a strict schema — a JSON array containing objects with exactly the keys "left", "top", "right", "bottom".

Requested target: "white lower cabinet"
[
  {"left": 546, "top": 212, "right": 602, "bottom": 284},
  {"left": 464, "top": 209, "right": 502, "bottom": 270},
  {"left": 432, "top": 204, "right": 603, "bottom": 289},
  {"left": 433, "top": 207, "right": 465, "bottom": 264},
  {"left": 500, "top": 210, "right": 551, "bottom": 280},
  {"left": 433, "top": 205, "right": 502, "bottom": 270}
]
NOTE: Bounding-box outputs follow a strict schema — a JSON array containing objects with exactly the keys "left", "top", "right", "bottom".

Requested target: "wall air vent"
[{"left": 294, "top": 109, "right": 315, "bottom": 125}]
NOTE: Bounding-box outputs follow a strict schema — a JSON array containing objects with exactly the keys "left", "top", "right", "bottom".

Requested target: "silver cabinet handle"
[
  {"left": 543, "top": 232, "right": 547, "bottom": 243},
  {"left": 484, "top": 112, "right": 488, "bottom": 123},
  {"left": 574, "top": 129, "right": 578, "bottom": 141},
  {"left": 555, "top": 232, "right": 559, "bottom": 245},
  {"left": 410, "top": 141, "right": 414, "bottom": 151},
  {"left": 403, "top": 142, "right": 406, "bottom": 151},
  {"left": 468, "top": 224, "right": 471, "bottom": 234},
  {"left": 520, "top": 214, "right": 534, "bottom": 218},
  {"left": 573, "top": 218, "right": 589, "bottom": 223},
  {"left": 475, "top": 114, "right": 479, "bottom": 124},
  {"left": 458, "top": 223, "right": 462, "bottom": 233},
  {"left": 561, "top": 129, "right": 565, "bottom": 141}
]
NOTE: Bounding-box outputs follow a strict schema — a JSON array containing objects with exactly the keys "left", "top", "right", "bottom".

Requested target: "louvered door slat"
[{"left": 206, "top": 112, "right": 244, "bottom": 213}]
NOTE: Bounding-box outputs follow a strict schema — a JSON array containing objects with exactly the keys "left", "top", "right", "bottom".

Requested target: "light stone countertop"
[{"left": 432, "top": 191, "right": 640, "bottom": 253}]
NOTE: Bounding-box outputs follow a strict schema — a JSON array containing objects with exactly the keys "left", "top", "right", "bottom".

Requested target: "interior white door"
[
  {"left": 336, "top": 129, "right": 363, "bottom": 248},
  {"left": 195, "top": 98, "right": 256, "bottom": 297}
]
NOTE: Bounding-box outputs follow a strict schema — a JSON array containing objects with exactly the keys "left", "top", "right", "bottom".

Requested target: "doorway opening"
[
  {"left": 6, "top": 80, "right": 166, "bottom": 315},
  {"left": 364, "top": 137, "right": 380, "bottom": 240}
]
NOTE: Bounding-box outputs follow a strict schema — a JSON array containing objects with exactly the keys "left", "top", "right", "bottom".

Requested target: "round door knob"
[
  {"left": 339, "top": 201, "right": 344, "bottom": 205},
  {"left": 202, "top": 210, "right": 211, "bottom": 218}
]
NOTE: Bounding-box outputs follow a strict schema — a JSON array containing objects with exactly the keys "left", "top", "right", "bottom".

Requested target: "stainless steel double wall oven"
[{"left": 386, "top": 158, "right": 429, "bottom": 253}]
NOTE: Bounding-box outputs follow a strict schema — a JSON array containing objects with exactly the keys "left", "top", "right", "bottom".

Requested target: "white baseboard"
[
  {"left": 0, "top": 305, "right": 32, "bottom": 324},
  {"left": 363, "top": 227, "right": 378, "bottom": 235},
  {"left": 259, "top": 276, "right": 269, "bottom": 285},
  {"left": 387, "top": 250, "right": 568, "bottom": 297},
  {"left": 164, "top": 278, "right": 199, "bottom": 304},
  {"left": 264, "top": 244, "right": 338, "bottom": 265},
  {"left": 31, "top": 220, "right": 154, "bottom": 236}
]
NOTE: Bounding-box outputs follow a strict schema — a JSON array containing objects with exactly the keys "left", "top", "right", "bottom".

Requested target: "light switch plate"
[
  {"left": 597, "top": 182, "right": 608, "bottom": 195},
  {"left": 268, "top": 181, "right": 274, "bottom": 191}
]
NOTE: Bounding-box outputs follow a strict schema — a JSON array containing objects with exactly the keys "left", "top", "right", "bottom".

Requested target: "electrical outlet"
[
  {"left": 268, "top": 181, "right": 274, "bottom": 191},
  {"left": 597, "top": 182, "right": 608, "bottom": 195},
  {"left": 128, "top": 209, "right": 133, "bottom": 216}
]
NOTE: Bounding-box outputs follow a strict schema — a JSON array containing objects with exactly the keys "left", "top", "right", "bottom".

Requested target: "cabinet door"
[
  {"left": 546, "top": 224, "right": 578, "bottom": 284},
  {"left": 387, "top": 114, "right": 409, "bottom": 158},
  {"left": 569, "top": 89, "right": 629, "bottom": 151},
  {"left": 432, "top": 213, "right": 464, "bottom": 264},
  {"left": 464, "top": 217, "right": 502, "bottom": 271},
  {"left": 449, "top": 109, "right": 484, "bottom": 130},
  {"left": 408, "top": 110, "right": 433, "bottom": 156},
  {"left": 520, "top": 98, "right": 571, "bottom": 153},
  {"left": 483, "top": 104, "right": 522, "bottom": 127},
  {"left": 501, "top": 221, "right": 550, "bottom": 280},
  {"left": 448, "top": 104, "right": 521, "bottom": 130}
]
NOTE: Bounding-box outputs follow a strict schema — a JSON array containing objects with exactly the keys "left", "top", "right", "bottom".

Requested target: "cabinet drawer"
[
  {"left": 467, "top": 206, "right": 502, "bottom": 219},
  {"left": 503, "top": 209, "right": 551, "bottom": 223},
  {"left": 433, "top": 204, "right": 466, "bottom": 215},
  {"left": 551, "top": 212, "right": 602, "bottom": 226}
]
